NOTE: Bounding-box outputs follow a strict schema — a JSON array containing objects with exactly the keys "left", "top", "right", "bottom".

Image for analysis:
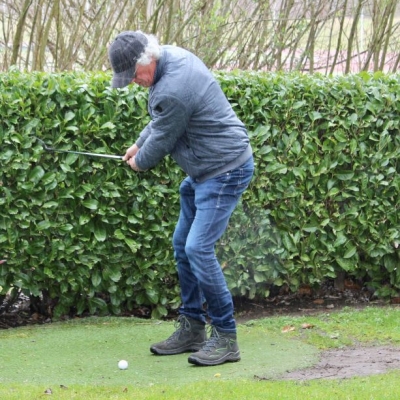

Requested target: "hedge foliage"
[{"left": 1, "top": 69, "right": 399, "bottom": 318}]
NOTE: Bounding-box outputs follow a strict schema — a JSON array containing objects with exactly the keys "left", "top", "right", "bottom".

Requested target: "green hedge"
[{"left": 0, "top": 70, "right": 399, "bottom": 318}]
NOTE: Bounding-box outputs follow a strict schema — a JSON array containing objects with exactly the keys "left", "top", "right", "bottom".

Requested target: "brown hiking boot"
[
  {"left": 188, "top": 326, "right": 241, "bottom": 366},
  {"left": 150, "top": 315, "right": 207, "bottom": 355}
]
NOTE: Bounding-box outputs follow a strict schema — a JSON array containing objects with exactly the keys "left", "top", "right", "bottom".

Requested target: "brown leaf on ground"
[
  {"left": 282, "top": 325, "right": 296, "bottom": 333},
  {"left": 298, "top": 285, "right": 313, "bottom": 296},
  {"left": 301, "top": 323, "right": 314, "bottom": 329},
  {"left": 344, "top": 279, "right": 361, "bottom": 291}
]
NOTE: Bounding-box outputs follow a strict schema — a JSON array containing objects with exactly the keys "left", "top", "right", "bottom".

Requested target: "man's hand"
[
  {"left": 123, "top": 143, "right": 139, "bottom": 161},
  {"left": 123, "top": 144, "right": 141, "bottom": 171},
  {"left": 127, "top": 156, "right": 141, "bottom": 171}
]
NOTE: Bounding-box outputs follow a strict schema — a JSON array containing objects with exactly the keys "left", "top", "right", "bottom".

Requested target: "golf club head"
[{"left": 34, "top": 136, "right": 54, "bottom": 151}]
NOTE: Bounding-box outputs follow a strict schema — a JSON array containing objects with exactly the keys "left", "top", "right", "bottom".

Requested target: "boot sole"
[
  {"left": 188, "top": 351, "right": 241, "bottom": 366},
  {"left": 150, "top": 342, "right": 205, "bottom": 356}
]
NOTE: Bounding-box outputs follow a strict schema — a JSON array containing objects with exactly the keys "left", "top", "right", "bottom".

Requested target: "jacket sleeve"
[
  {"left": 135, "top": 125, "right": 152, "bottom": 148},
  {"left": 135, "top": 94, "right": 189, "bottom": 170}
]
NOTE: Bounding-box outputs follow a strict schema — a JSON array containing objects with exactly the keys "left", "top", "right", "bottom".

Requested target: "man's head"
[
  {"left": 108, "top": 31, "right": 148, "bottom": 88},
  {"left": 108, "top": 30, "right": 160, "bottom": 88}
]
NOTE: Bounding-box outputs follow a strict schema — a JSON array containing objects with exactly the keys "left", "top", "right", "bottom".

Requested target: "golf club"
[{"left": 35, "top": 137, "right": 123, "bottom": 160}]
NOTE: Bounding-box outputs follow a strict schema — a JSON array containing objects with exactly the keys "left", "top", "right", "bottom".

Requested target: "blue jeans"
[{"left": 172, "top": 156, "right": 254, "bottom": 333}]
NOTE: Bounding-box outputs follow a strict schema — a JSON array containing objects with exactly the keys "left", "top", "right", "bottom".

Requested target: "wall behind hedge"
[{"left": 0, "top": 70, "right": 399, "bottom": 318}]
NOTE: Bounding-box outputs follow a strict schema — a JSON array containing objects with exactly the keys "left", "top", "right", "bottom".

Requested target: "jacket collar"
[{"left": 152, "top": 48, "right": 165, "bottom": 86}]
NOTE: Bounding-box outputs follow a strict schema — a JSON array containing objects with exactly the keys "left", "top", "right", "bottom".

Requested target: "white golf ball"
[{"left": 118, "top": 360, "right": 128, "bottom": 370}]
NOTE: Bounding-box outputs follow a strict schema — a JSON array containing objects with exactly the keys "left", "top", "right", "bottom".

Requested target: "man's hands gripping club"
[{"left": 123, "top": 144, "right": 141, "bottom": 171}]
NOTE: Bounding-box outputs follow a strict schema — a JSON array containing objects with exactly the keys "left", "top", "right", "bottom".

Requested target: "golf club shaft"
[
  {"left": 35, "top": 137, "right": 123, "bottom": 160},
  {"left": 49, "top": 148, "right": 123, "bottom": 160}
]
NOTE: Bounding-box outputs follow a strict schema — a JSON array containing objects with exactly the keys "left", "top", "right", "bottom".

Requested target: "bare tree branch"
[{"left": 1, "top": 0, "right": 400, "bottom": 74}]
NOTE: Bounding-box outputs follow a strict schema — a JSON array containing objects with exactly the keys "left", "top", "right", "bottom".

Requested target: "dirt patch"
[
  {"left": 274, "top": 346, "right": 400, "bottom": 380},
  {"left": 236, "top": 293, "right": 400, "bottom": 381}
]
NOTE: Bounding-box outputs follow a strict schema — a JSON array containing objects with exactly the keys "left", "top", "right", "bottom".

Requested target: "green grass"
[
  {"left": 1, "top": 306, "right": 400, "bottom": 399},
  {"left": 2, "top": 373, "right": 400, "bottom": 400},
  {"left": 248, "top": 306, "right": 400, "bottom": 349}
]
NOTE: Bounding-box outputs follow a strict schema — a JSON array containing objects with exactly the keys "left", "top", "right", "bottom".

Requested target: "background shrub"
[{"left": 1, "top": 70, "right": 399, "bottom": 318}]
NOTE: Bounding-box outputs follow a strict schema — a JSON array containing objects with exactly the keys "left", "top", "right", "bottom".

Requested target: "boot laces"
[
  {"left": 202, "top": 326, "right": 222, "bottom": 353},
  {"left": 166, "top": 315, "right": 191, "bottom": 343}
]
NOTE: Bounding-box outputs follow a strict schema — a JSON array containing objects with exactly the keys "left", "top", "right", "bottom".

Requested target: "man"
[{"left": 108, "top": 31, "right": 254, "bottom": 366}]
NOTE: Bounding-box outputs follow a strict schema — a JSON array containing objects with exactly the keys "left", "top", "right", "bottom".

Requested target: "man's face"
[{"left": 132, "top": 60, "right": 157, "bottom": 87}]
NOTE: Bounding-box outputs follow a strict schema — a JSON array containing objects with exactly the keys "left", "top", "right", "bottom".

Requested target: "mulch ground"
[{"left": 1, "top": 278, "right": 373, "bottom": 328}]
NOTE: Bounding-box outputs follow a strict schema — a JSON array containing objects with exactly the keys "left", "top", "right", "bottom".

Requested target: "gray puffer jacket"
[{"left": 135, "top": 45, "right": 252, "bottom": 181}]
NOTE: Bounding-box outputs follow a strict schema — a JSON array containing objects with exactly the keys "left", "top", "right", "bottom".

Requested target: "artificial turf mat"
[{"left": 0, "top": 317, "right": 318, "bottom": 386}]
